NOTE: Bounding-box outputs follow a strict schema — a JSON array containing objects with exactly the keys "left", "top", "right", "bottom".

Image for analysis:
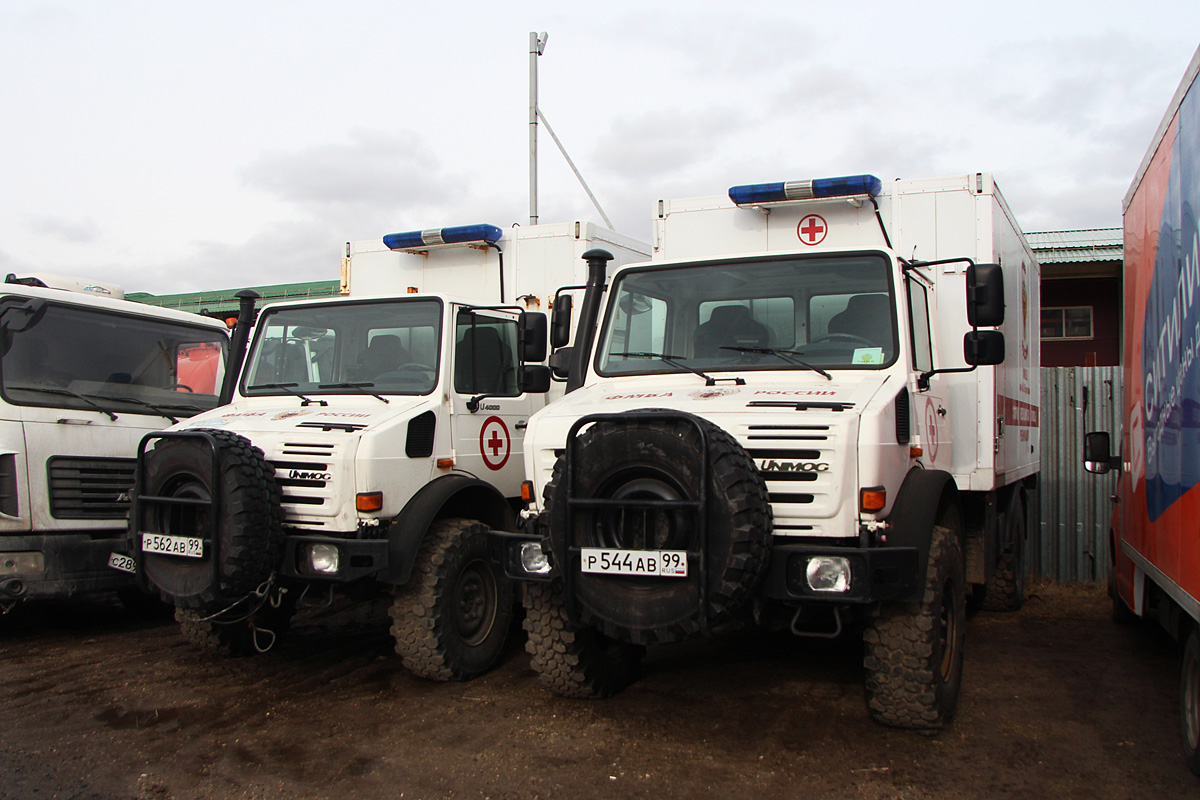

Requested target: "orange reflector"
[
  {"left": 860, "top": 488, "right": 886, "bottom": 513},
  {"left": 407, "top": 286, "right": 419, "bottom": 294},
  {"left": 909, "top": 446, "right": 923, "bottom": 458},
  {"left": 225, "top": 317, "right": 238, "bottom": 329},
  {"left": 436, "top": 457, "right": 455, "bottom": 469},
  {"left": 521, "top": 480, "right": 534, "bottom": 502},
  {"left": 356, "top": 492, "right": 383, "bottom": 512}
]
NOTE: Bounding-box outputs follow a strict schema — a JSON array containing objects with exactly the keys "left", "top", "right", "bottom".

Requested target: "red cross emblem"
[
  {"left": 797, "top": 214, "right": 827, "bottom": 246},
  {"left": 479, "top": 416, "right": 510, "bottom": 470}
]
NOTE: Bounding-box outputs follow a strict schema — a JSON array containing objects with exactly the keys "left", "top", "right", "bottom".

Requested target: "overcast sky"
[{"left": 2, "top": 1, "right": 1198, "bottom": 295}]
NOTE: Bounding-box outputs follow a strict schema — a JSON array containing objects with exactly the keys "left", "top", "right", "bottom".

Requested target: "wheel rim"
[
  {"left": 591, "top": 471, "right": 689, "bottom": 550},
  {"left": 938, "top": 577, "right": 960, "bottom": 682},
  {"left": 454, "top": 559, "right": 498, "bottom": 647},
  {"left": 1185, "top": 641, "right": 1200, "bottom": 751},
  {"left": 156, "top": 475, "right": 211, "bottom": 539}
]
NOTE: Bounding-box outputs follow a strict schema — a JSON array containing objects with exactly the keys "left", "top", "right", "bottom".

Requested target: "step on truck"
[
  {"left": 127, "top": 222, "right": 649, "bottom": 679},
  {"left": 1084, "top": 43, "right": 1200, "bottom": 774},
  {"left": 0, "top": 273, "right": 230, "bottom": 615},
  {"left": 499, "top": 174, "right": 1041, "bottom": 729}
]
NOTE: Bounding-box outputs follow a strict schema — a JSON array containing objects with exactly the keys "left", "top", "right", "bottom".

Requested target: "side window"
[
  {"left": 907, "top": 279, "right": 933, "bottom": 372},
  {"left": 454, "top": 312, "right": 518, "bottom": 396}
]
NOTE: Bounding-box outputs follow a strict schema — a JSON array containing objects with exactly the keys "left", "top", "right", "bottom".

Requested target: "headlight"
[
  {"left": 806, "top": 556, "right": 851, "bottom": 593},
  {"left": 307, "top": 543, "right": 340, "bottom": 575},
  {"left": 519, "top": 542, "right": 552, "bottom": 575}
]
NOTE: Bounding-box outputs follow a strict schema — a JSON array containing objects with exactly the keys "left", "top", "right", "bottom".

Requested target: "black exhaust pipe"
[
  {"left": 566, "top": 249, "right": 612, "bottom": 394},
  {"left": 220, "top": 289, "right": 260, "bottom": 405}
]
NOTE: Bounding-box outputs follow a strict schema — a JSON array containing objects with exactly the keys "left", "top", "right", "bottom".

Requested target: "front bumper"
[
  {"left": 2, "top": 534, "right": 135, "bottom": 600},
  {"left": 492, "top": 530, "right": 919, "bottom": 604},
  {"left": 281, "top": 534, "right": 389, "bottom": 582}
]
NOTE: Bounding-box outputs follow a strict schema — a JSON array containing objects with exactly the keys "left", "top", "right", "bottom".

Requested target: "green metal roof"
[
  {"left": 128, "top": 280, "right": 341, "bottom": 317},
  {"left": 1025, "top": 228, "right": 1123, "bottom": 264}
]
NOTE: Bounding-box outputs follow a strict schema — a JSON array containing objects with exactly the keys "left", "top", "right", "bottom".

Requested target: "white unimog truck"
[
  {"left": 127, "top": 222, "right": 648, "bottom": 681},
  {"left": 0, "top": 273, "right": 230, "bottom": 614},
  {"left": 499, "top": 174, "right": 1040, "bottom": 729}
]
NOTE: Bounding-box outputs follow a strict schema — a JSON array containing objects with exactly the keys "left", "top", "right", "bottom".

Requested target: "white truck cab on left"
[{"left": 0, "top": 273, "right": 230, "bottom": 612}]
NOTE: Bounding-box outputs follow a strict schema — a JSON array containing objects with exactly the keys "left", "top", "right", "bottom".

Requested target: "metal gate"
[{"left": 1033, "top": 366, "right": 1123, "bottom": 583}]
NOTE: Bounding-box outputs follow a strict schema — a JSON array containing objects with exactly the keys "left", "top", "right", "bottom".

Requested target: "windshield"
[
  {"left": 242, "top": 298, "right": 443, "bottom": 397},
  {"left": 596, "top": 253, "right": 898, "bottom": 377},
  {"left": 0, "top": 298, "right": 229, "bottom": 418}
]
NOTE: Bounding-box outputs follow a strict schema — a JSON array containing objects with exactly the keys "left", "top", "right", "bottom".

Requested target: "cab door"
[{"left": 448, "top": 307, "right": 537, "bottom": 497}]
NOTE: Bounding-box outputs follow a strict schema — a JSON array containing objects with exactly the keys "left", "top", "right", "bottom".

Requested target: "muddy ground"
[{"left": 0, "top": 581, "right": 1196, "bottom": 800}]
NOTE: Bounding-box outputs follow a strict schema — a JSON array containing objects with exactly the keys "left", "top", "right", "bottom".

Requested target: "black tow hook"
[{"left": 0, "top": 578, "right": 27, "bottom": 598}]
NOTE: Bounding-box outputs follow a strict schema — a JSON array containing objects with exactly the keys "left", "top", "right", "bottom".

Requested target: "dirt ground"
[{"left": 0, "top": 581, "right": 1196, "bottom": 800}]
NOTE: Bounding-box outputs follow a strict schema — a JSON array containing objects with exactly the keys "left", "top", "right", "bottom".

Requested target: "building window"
[{"left": 1041, "top": 306, "right": 1093, "bottom": 340}]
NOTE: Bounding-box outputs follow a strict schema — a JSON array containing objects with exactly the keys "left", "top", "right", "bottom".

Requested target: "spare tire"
[
  {"left": 543, "top": 413, "right": 771, "bottom": 644},
  {"left": 137, "top": 429, "right": 283, "bottom": 613}
]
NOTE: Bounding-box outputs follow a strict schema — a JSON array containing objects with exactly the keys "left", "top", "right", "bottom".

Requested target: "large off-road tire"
[
  {"left": 138, "top": 430, "right": 283, "bottom": 613},
  {"left": 864, "top": 524, "right": 966, "bottom": 730},
  {"left": 175, "top": 591, "right": 297, "bottom": 657},
  {"left": 523, "top": 581, "right": 645, "bottom": 698},
  {"left": 982, "top": 492, "right": 1025, "bottom": 612},
  {"left": 543, "top": 414, "right": 771, "bottom": 645},
  {"left": 390, "top": 518, "right": 514, "bottom": 681},
  {"left": 1182, "top": 625, "right": 1200, "bottom": 776}
]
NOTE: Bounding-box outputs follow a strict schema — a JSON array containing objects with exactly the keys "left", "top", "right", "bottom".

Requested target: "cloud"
[
  {"left": 239, "top": 129, "right": 464, "bottom": 217},
  {"left": 25, "top": 215, "right": 101, "bottom": 245}
]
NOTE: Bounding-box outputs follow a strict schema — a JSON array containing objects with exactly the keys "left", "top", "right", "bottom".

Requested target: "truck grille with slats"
[
  {"left": 744, "top": 423, "right": 837, "bottom": 536},
  {"left": 47, "top": 456, "right": 136, "bottom": 520},
  {"left": 268, "top": 441, "right": 337, "bottom": 529}
]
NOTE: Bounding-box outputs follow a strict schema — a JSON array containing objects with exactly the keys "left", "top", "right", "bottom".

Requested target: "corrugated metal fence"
[{"left": 1033, "top": 366, "right": 1123, "bottom": 582}]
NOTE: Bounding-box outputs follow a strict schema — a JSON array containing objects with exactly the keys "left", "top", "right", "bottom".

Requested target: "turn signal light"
[
  {"left": 521, "top": 480, "right": 534, "bottom": 502},
  {"left": 860, "top": 487, "right": 886, "bottom": 513},
  {"left": 436, "top": 457, "right": 455, "bottom": 469},
  {"left": 356, "top": 492, "right": 383, "bottom": 512}
]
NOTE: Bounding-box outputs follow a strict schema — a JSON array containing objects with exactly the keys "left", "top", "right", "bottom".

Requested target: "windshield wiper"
[
  {"left": 719, "top": 346, "right": 833, "bottom": 381},
  {"left": 247, "top": 382, "right": 328, "bottom": 407},
  {"left": 106, "top": 395, "right": 181, "bottom": 423},
  {"left": 611, "top": 352, "right": 743, "bottom": 386},
  {"left": 318, "top": 382, "right": 389, "bottom": 404},
  {"left": 6, "top": 385, "right": 119, "bottom": 420}
]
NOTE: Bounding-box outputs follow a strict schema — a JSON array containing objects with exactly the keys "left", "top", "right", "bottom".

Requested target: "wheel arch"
[
  {"left": 884, "top": 467, "right": 960, "bottom": 603},
  {"left": 381, "top": 474, "right": 515, "bottom": 585}
]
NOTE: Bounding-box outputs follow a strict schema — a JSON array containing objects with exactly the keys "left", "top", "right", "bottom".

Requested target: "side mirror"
[
  {"left": 520, "top": 364, "right": 552, "bottom": 394},
  {"left": 1084, "top": 431, "right": 1120, "bottom": 474},
  {"left": 550, "top": 294, "right": 573, "bottom": 349},
  {"left": 966, "top": 263, "right": 1005, "bottom": 327},
  {"left": 548, "top": 347, "right": 573, "bottom": 380},
  {"left": 518, "top": 312, "right": 548, "bottom": 362},
  {"left": 964, "top": 330, "right": 1005, "bottom": 365}
]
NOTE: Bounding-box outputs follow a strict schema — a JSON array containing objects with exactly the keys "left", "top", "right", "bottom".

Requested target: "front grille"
[
  {"left": 47, "top": 457, "right": 136, "bottom": 520},
  {"left": 744, "top": 424, "right": 835, "bottom": 536}
]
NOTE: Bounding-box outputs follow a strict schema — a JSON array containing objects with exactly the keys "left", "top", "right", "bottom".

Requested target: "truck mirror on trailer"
[
  {"left": 963, "top": 329, "right": 1005, "bottom": 366},
  {"left": 519, "top": 312, "right": 548, "bottom": 362},
  {"left": 966, "top": 263, "right": 1005, "bottom": 328},
  {"left": 550, "top": 293, "right": 573, "bottom": 349},
  {"left": 1083, "top": 430, "right": 1120, "bottom": 474}
]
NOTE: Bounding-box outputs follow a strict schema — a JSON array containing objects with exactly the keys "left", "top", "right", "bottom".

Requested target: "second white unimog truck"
[
  {"left": 126, "top": 222, "right": 648, "bottom": 681},
  {"left": 497, "top": 174, "right": 1040, "bottom": 729}
]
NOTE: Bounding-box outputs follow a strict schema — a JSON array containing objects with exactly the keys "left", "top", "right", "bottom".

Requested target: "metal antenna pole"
[{"left": 529, "top": 32, "right": 547, "bottom": 227}]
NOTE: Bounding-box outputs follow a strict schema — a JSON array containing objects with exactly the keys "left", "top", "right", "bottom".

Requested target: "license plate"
[
  {"left": 107, "top": 552, "right": 136, "bottom": 573},
  {"left": 580, "top": 548, "right": 688, "bottom": 577},
  {"left": 141, "top": 533, "right": 204, "bottom": 558}
]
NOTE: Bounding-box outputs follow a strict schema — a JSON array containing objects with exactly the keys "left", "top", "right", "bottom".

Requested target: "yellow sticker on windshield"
[{"left": 852, "top": 348, "right": 885, "bottom": 365}]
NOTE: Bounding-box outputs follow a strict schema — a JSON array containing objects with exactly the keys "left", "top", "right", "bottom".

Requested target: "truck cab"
[
  {"left": 0, "top": 273, "right": 229, "bottom": 611},
  {"left": 502, "top": 174, "right": 1040, "bottom": 730}
]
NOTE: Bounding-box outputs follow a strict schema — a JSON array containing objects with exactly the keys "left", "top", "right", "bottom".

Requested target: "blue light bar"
[
  {"left": 383, "top": 224, "right": 504, "bottom": 251},
  {"left": 728, "top": 174, "right": 883, "bottom": 205}
]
